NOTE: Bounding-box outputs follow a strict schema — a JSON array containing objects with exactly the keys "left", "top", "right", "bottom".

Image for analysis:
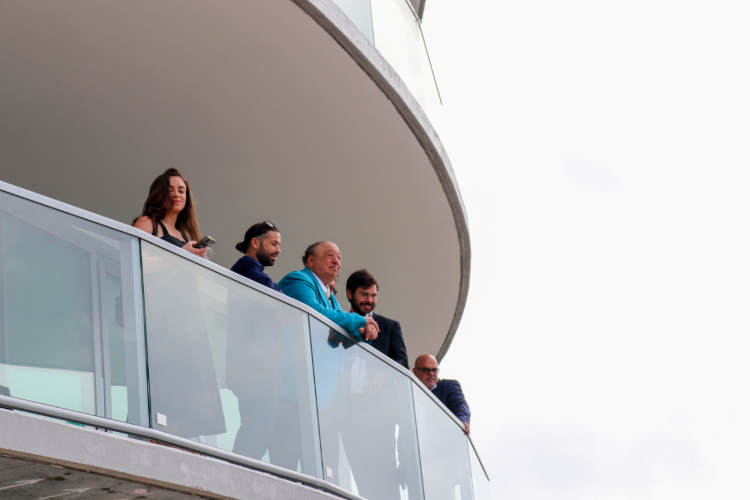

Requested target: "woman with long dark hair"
[
  {"left": 134, "top": 168, "right": 207, "bottom": 258},
  {"left": 133, "top": 168, "right": 226, "bottom": 442}
]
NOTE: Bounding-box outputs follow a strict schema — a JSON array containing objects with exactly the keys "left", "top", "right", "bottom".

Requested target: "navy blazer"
[
  {"left": 231, "top": 255, "right": 284, "bottom": 294},
  {"left": 431, "top": 379, "right": 471, "bottom": 424},
  {"left": 370, "top": 313, "right": 409, "bottom": 369}
]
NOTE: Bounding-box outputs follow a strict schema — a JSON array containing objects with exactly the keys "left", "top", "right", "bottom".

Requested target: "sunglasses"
[{"left": 247, "top": 221, "right": 277, "bottom": 242}]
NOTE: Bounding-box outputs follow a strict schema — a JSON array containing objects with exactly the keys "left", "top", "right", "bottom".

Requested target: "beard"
[
  {"left": 352, "top": 301, "right": 375, "bottom": 316},
  {"left": 256, "top": 248, "right": 276, "bottom": 267}
]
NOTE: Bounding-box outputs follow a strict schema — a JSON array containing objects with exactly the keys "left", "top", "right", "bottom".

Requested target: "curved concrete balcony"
[
  {"left": 0, "top": 181, "right": 488, "bottom": 500},
  {"left": 0, "top": 0, "right": 468, "bottom": 364}
]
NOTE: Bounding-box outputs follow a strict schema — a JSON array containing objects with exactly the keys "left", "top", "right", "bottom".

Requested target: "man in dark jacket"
[
  {"left": 230, "top": 221, "right": 284, "bottom": 293},
  {"left": 345, "top": 269, "right": 409, "bottom": 369},
  {"left": 413, "top": 354, "right": 471, "bottom": 435},
  {"left": 228, "top": 221, "right": 301, "bottom": 466}
]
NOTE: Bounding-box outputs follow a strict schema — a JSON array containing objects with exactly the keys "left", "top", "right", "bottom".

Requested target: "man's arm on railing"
[
  {"left": 446, "top": 380, "right": 471, "bottom": 433},
  {"left": 279, "top": 272, "right": 367, "bottom": 334}
]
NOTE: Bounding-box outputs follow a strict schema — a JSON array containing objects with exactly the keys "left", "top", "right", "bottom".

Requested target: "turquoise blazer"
[{"left": 278, "top": 267, "right": 367, "bottom": 337}]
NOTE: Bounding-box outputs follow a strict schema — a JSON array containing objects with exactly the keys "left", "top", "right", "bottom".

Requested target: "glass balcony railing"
[
  {"left": 0, "top": 180, "right": 489, "bottom": 500},
  {"left": 469, "top": 441, "right": 492, "bottom": 500},
  {"left": 0, "top": 187, "right": 148, "bottom": 426}
]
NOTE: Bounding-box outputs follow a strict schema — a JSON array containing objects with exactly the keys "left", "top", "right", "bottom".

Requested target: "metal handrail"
[{"left": 0, "top": 395, "right": 365, "bottom": 500}]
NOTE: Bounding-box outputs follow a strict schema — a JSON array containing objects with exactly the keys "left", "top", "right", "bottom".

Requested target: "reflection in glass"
[
  {"left": 0, "top": 190, "right": 146, "bottom": 424},
  {"left": 469, "top": 442, "right": 491, "bottom": 500},
  {"left": 141, "top": 244, "right": 226, "bottom": 439},
  {"left": 141, "top": 242, "right": 321, "bottom": 477},
  {"left": 309, "top": 318, "right": 423, "bottom": 500},
  {"left": 106, "top": 273, "right": 128, "bottom": 421},
  {"left": 413, "top": 382, "right": 474, "bottom": 500}
]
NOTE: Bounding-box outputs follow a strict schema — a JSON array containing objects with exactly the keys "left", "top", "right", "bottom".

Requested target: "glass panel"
[
  {"left": 469, "top": 442, "right": 491, "bottom": 500},
  {"left": 370, "top": 0, "right": 443, "bottom": 129},
  {"left": 330, "top": 0, "right": 374, "bottom": 43},
  {"left": 141, "top": 241, "right": 321, "bottom": 477},
  {"left": 413, "top": 383, "right": 474, "bottom": 500},
  {"left": 309, "top": 317, "right": 423, "bottom": 500},
  {"left": 0, "top": 189, "right": 146, "bottom": 425}
]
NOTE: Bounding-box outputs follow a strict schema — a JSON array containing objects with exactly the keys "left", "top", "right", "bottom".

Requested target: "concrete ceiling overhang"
[{"left": 0, "top": 0, "right": 470, "bottom": 364}]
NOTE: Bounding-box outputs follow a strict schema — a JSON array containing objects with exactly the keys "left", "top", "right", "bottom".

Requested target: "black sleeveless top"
[{"left": 152, "top": 220, "right": 186, "bottom": 248}]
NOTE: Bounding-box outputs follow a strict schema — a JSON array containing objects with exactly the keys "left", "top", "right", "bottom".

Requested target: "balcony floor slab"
[{"left": 0, "top": 410, "right": 342, "bottom": 500}]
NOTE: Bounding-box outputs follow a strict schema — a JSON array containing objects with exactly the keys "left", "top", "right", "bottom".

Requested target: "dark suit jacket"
[
  {"left": 431, "top": 379, "right": 470, "bottom": 424},
  {"left": 370, "top": 313, "right": 409, "bottom": 369}
]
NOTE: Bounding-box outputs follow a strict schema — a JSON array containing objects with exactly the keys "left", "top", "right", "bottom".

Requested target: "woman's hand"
[{"left": 183, "top": 241, "right": 208, "bottom": 258}]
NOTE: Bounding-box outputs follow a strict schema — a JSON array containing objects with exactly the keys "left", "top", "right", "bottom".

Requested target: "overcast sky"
[{"left": 420, "top": 0, "right": 750, "bottom": 498}]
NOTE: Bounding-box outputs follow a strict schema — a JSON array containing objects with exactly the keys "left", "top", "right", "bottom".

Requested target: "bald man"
[
  {"left": 278, "top": 241, "right": 378, "bottom": 341},
  {"left": 413, "top": 354, "right": 471, "bottom": 435}
]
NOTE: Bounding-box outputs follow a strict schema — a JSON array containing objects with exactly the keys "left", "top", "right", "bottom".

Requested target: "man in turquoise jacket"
[{"left": 279, "top": 241, "right": 379, "bottom": 341}]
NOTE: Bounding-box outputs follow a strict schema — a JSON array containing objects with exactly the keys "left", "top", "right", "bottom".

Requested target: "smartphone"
[{"left": 193, "top": 236, "right": 216, "bottom": 249}]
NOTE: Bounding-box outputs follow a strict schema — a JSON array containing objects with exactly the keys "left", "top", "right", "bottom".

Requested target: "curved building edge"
[{"left": 291, "top": 0, "right": 471, "bottom": 361}]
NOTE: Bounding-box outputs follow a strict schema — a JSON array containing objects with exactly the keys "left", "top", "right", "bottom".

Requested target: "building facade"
[{"left": 0, "top": 0, "right": 488, "bottom": 499}]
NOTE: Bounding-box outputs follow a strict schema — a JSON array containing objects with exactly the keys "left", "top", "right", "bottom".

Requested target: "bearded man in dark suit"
[
  {"left": 342, "top": 269, "right": 417, "bottom": 497},
  {"left": 345, "top": 269, "right": 409, "bottom": 369}
]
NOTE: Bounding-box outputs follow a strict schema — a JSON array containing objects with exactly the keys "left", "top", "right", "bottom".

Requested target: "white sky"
[{"left": 421, "top": 0, "right": 750, "bottom": 498}]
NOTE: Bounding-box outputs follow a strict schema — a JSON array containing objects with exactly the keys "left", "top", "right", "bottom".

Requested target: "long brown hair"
[{"left": 134, "top": 168, "right": 201, "bottom": 241}]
